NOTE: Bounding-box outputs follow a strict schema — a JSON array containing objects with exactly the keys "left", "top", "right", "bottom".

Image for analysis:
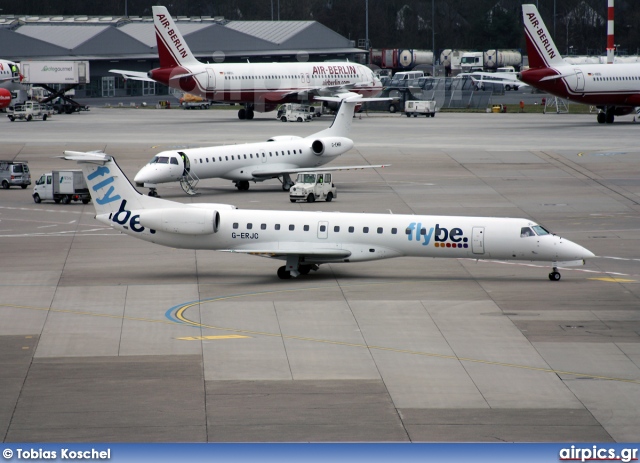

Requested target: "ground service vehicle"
[
  {"left": 0, "top": 160, "right": 31, "bottom": 189},
  {"left": 404, "top": 100, "right": 436, "bottom": 117},
  {"left": 7, "top": 101, "right": 49, "bottom": 121},
  {"left": 33, "top": 170, "right": 91, "bottom": 204},
  {"left": 289, "top": 172, "right": 337, "bottom": 203},
  {"left": 277, "top": 103, "right": 314, "bottom": 122}
]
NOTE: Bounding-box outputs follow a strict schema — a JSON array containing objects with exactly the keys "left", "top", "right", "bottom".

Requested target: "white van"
[
  {"left": 404, "top": 100, "right": 437, "bottom": 117},
  {"left": 0, "top": 160, "right": 31, "bottom": 189},
  {"left": 289, "top": 172, "right": 337, "bottom": 203}
]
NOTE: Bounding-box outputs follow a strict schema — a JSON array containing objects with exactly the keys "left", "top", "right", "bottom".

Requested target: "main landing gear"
[
  {"left": 281, "top": 173, "right": 293, "bottom": 192},
  {"left": 277, "top": 255, "right": 319, "bottom": 279},
  {"left": 238, "top": 104, "right": 255, "bottom": 120},
  {"left": 548, "top": 267, "right": 561, "bottom": 281},
  {"left": 597, "top": 107, "right": 615, "bottom": 124},
  {"left": 147, "top": 188, "right": 159, "bottom": 197},
  {"left": 235, "top": 180, "right": 250, "bottom": 191}
]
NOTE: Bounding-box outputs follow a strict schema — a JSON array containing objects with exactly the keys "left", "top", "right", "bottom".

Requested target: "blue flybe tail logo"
[
  {"left": 87, "top": 165, "right": 121, "bottom": 205},
  {"left": 406, "top": 222, "right": 469, "bottom": 248}
]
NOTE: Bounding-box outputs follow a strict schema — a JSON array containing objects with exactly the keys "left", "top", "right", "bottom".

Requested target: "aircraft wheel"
[
  {"left": 326, "top": 192, "right": 333, "bottom": 202},
  {"left": 597, "top": 112, "right": 606, "bottom": 124},
  {"left": 246, "top": 109, "right": 254, "bottom": 120},
  {"left": 33, "top": 194, "right": 41, "bottom": 204},
  {"left": 238, "top": 180, "right": 250, "bottom": 191},
  {"left": 548, "top": 271, "right": 561, "bottom": 281},
  {"left": 306, "top": 193, "right": 315, "bottom": 203},
  {"left": 606, "top": 112, "right": 615, "bottom": 124},
  {"left": 238, "top": 108, "right": 246, "bottom": 120},
  {"left": 277, "top": 266, "right": 291, "bottom": 279},
  {"left": 299, "top": 265, "right": 311, "bottom": 275}
]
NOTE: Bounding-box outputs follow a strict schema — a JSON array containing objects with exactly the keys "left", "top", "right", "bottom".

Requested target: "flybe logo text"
[{"left": 406, "top": 223, "right": 469, "bottom": 248}]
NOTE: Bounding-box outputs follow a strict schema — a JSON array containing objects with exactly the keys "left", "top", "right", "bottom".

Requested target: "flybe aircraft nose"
[
  {"left": 134, "top": 164, "right": 173, "bottom": 186},
  {"left": 560, "top": 239, "right": 596, "bottom": 260}
]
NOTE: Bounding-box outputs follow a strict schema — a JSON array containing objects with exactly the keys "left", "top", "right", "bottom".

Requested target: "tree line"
[{"left": 3, "top": 0, "right": 639, "bottom": 57}]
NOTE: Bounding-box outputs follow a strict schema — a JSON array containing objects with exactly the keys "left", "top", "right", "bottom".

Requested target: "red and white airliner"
[
  {"left": 518, "top": 4, "right": 640, "bottom": 124},
  {"left": 0, "top": 59, "right": 22, "bottom": 110},
  {"left": 111, "top": 6, "right": 382, "bottom": 120}
]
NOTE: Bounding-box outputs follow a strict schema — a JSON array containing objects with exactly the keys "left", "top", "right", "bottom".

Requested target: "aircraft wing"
[
  {"left": 222, "top": 247, "right": 352, "bottom": 261},
  {"left": 250, "top": 164, "right": 390, "bottom": 179},
  {"left": 109, "top": 69, "right": 155, "bottom": 82}
]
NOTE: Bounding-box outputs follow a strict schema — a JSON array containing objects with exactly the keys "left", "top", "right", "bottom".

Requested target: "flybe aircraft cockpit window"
[
  {"left": 149, "top": 156, "right": 170, "bottom": 164},
  {"left": 520, "top": 227, "right": 535, "bottom": 237},
  {"left": 532, "top": 225, "right": 550, "bottom": 236},
  {"left": 170, "top": 157, "right": 179, "bottom": 165}
]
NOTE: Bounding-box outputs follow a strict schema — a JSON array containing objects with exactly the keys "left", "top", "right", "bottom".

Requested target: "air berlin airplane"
[
  {"left": 111, "top": 6, "right": 383, "bottom": 120},
  {"left": 518, "top": 4, "right": 640, "bottom": 123},
  {"left": 0, "top": 59, "right": 22, "bottom": 110}
]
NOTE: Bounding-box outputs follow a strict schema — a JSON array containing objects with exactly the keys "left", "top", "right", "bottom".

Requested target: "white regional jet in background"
[
  {"left": 468, "top": 69, "right": 529, "bottom": 92},
  {"left": 110, "top": 6, "right": 383, "bottom": 120},
  {"left": 64, "top": 151, "right": 594, "bottom": 281},
  {"left": 518, "top": 4, "right": 640, "bottom": 123},
  {"left": 134, "top": 95, "right": 388, "bottom": 196}
]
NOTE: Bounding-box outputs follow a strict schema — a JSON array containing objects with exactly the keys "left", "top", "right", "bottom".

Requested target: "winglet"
[
  {"left": 153, "top": 6, "right": 200, "bottom": 68},
  {"left": 522, "top": 4, "right": 565, "bottom": 69}
]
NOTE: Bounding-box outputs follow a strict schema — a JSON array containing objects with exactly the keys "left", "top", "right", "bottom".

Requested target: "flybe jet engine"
[
  {"left": 311, "top": 137, "right": 354, "bottom": 157},
  {"left": 138, "top": 208, "right": 220, "bottom": 235}
]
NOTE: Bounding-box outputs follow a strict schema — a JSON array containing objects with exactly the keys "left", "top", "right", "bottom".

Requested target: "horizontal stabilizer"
[
  {"left": 539, "top": 72, "right": 575, "bottom": 82},
  {"left": 109, "top": 70, "right": 154, "bottom": 82},
  {"left": 62, "top": 151, "right": 111, "bottom": 164}
]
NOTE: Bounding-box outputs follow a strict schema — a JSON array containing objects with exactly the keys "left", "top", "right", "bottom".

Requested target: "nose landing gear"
[{"left": 549, "top": 267, "right": 561, "bottom": 281}]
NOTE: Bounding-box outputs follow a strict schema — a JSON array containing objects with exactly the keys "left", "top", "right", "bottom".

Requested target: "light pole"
[{"left": 365, "top": 0, "right": 369, "bottom": 50}]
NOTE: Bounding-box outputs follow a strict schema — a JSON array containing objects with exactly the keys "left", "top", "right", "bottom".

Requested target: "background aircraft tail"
[
  {"left": 312, "top": 96, "right": 389, "bottom": 139},
  {"left": 153, "top": 6, "right": 201, "bottom": 69},
  {"left": 522, "top": 4, "right": 566, "bottom": 69}
]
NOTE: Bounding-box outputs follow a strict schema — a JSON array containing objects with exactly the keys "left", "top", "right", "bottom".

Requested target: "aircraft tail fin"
[
  {"left": 312, "top": 95, "right": 390, "bottom": 139},
  {"left": 153, "top": 6, "right": 200, "bottom": 68},
  {"left": 522, "top": 4, "right": 566, "bottom": 69},
  {"left": 62, "top": 151, "right": 175, "bottom": 217}
]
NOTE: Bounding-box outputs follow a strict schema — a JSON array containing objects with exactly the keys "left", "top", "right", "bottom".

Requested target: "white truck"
[
  {"left": 33, "top": 170, "right": 91, "bottom": 204},
  {"left": 277, "top": 103, "right": 314, "bottom": 122},
  {"left": 289, "top": 172, "right": 337, "bottom": 203},
  {"left": 404, "top": 100, "right": 436, "bottom": 117},
  {"left": 7, "top": 101, "right": 49, "bottom": 121},
  {"left": 19, "top": 61, "right": 89, "bottom": 85}
]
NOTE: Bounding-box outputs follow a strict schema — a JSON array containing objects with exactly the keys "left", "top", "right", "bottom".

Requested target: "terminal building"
[{"left": 0, "top": 14, "right": 365, "bottom": 100}]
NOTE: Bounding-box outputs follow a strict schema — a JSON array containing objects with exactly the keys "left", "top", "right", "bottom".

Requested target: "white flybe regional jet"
[
  {"left": 518, "top": 4, "right": 640, "bottom": 123},
  {"left": 134, "top": 95, "right": 387, "bottom": 195},
  {"left": 64, "top": 151, "right": 594, "bottom": 281},
  {"left": 111, "top": 6, "right": 383, "bottom": 120}
]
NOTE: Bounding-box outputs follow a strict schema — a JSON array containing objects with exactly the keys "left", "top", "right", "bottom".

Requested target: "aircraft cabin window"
[
  {"left": 391, "top": 228, "right": 398, "bottom": 234},
  {"left": 377, "top": 227, "right": 383, "bottom": 234},
  {"left": 250, "top": 154, "right": 253, "bottom": 158},
  {"left": 206, "top": 158, "right": 209, "bottom": 163},
  {"left": 225, "top": 156, "right": 229, "bottom": 161},
  {"left": 262, "top": 153, "right": 265, "bottom": 157},
  {"left": 304, "top": 225, "right": 310, "bottom": 231},
  {"left": 289, "top": 225, "right": 295, "bottom": 231},
  {"left": 363, "top": 227, "right": 369, "bottom": 233},
  {"left": 170, "top": 157, "right": 179, "bottom": 165},
  {"left": 275, "top": 224, "right": 280, "bottom": 230},
  {"left": 334, "top": 226, "right": 340, "bottom": 232},
  {"left": 247, "top": 223, "right": 253, "bottom": 230},
  {"left": 233, "top": 223, "right": 239, "bottom": 229},
  {"left": 288, "top": 151, "right": 291, "bottom": 155},
  {"left": 320, "top": 225, "right": 326, "bottom": 232},
  {"left": 349, "top": 226, "right": 354, "bottom": 233},
  {"left": 232, "top": 155, "right": 235, "bottom": 160},
  {"left": 270, "top": 152, "right": 273, "bottom": 157},
  {"left": 261, "top": 224, "right": 266, "bottom": 230}
]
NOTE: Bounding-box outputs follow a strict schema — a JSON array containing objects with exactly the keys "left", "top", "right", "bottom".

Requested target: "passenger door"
[{"left": 317, "top": 221, "right": 329, "bottom": 239}]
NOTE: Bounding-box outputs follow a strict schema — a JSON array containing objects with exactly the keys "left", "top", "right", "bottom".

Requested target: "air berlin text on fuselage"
[
  {"left": 156, "top": 14, "right": 189, "bottom": 59},
  {"left": 526, "top": 13, "right": 556, "bottom": 60},
  {"left": 312, "top": 65, "right": 357, "bottom": 76}
]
